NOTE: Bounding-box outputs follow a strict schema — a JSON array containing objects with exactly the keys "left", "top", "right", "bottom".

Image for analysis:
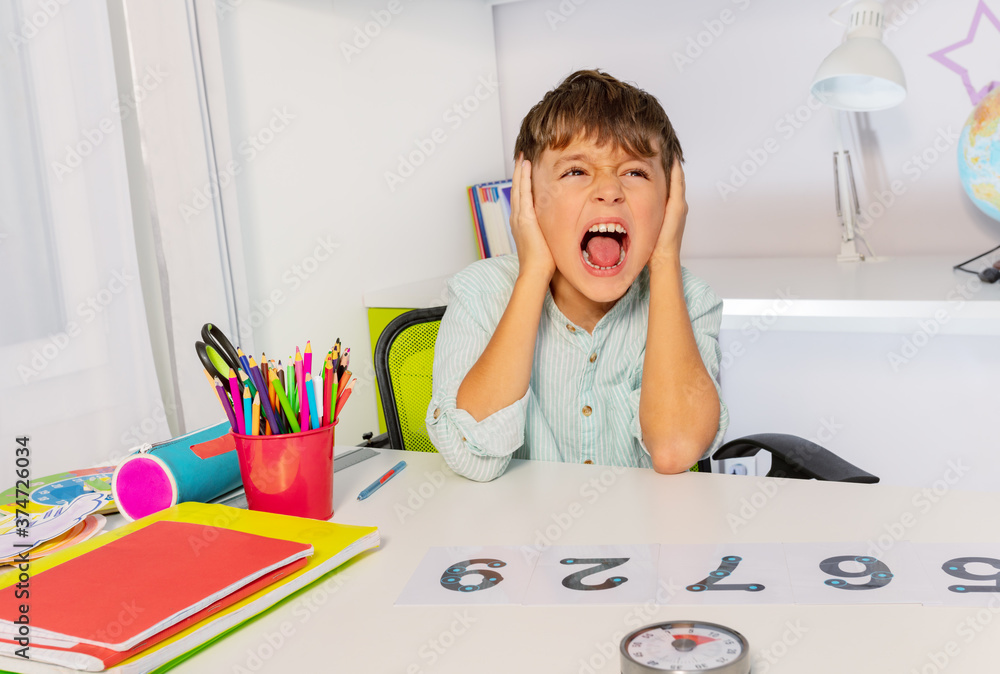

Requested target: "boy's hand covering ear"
[
  {"left": 511, "top": 155, "right": 556, "bottom": 282},
  {"left": 651, "top": 159, "right": 688, "bottom": 267}
]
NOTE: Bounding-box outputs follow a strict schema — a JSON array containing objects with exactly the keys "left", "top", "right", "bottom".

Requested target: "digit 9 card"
[{"left": 395, "top": 546, "right": 533, "bottom": 606}]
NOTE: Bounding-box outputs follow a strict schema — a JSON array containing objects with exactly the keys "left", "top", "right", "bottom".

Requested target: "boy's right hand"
[{"left": 511, "top": 155, "right": 556, "bottom": 283}]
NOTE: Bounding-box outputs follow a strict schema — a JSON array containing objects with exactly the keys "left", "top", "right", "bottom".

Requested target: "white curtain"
[{"left": 0, "top": 0, "right": 168, "bottom": 476}]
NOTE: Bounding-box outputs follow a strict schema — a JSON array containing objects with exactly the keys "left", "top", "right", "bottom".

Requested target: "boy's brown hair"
[{"left": 514, "top": 69, "right": 683, "bottom": 179}]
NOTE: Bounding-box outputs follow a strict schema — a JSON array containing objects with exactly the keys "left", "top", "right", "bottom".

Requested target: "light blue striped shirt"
[{"left": 426, "top": 255, "right": 729, "bottom": 481}]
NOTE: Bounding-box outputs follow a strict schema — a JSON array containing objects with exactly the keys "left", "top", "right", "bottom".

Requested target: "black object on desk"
[{"left": 713, "top": 433, "right": 879, "bottom": 483}]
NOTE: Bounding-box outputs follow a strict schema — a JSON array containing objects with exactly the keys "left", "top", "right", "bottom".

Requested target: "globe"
[{"left": 958, "top": 86, "right": 1000, "bottom": 222}]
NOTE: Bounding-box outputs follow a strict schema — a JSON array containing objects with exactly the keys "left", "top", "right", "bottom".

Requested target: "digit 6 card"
[
  {"left": 656, "top": 542, "right": 795, "bottom": 605},
  {"left": 782, "top": 541, "right": 933, "bottom": 605}
]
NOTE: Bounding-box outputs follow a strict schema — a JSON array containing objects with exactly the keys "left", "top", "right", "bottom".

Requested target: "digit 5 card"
[{"left": 915, "top": 543, "right": 1000, "bottom": 607}]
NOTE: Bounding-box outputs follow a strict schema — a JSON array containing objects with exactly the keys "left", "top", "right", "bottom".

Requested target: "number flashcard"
[
  {"left": 522, "top": 545, "right": 659, "bottom": 606},
  {"left": 782, "top": 542, "right": 933, "bottom": 605},
  {"left": 397, "top": 542, "right": 1000, "bottom": 608},
  {"left": 917, "top": 544, "right": 1000, "bottom": 607},
  {"left": 657, "top": 543, "right": 795, "bottom": 606},
  {"left": 394, "top": 546, "right": 534, "bottom": 606}
]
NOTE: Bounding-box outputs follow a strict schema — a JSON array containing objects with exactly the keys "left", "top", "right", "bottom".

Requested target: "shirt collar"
[{"left": 543, "top": 265, "right": 649, "bottom": 337}]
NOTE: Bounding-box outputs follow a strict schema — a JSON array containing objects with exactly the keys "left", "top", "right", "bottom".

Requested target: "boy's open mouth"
[{"left": 580, "top": 223, "right": 629, "bottom": 271}]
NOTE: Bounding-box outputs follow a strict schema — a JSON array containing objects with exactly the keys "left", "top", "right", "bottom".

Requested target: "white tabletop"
[{"left": 167, "top": 449, "right": 1000, "bottom": 674}]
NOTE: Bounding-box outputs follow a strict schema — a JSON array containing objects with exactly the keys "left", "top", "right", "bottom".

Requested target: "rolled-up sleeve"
[
  {"left": 426, "top": 280, "right": 527, "bottom": 481},
  {"left": 628, "top": 271, "right": 730, "bottom": 462}
]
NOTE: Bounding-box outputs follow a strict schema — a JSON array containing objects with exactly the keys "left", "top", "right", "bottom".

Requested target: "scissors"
[{"left": 196, "top": 323, "right": 243, "bottom": 383}]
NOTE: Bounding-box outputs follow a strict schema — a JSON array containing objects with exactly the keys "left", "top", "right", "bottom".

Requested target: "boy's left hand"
[{"left": 650, "top": 158, "right": 688, "bottom": 268}]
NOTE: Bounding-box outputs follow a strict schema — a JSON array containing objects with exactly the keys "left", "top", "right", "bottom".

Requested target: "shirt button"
[
  {"left": 589, "top": 352, "right": 597, "bottom": 363},
  {"left": 584, "top": 460, "right": 593, "bottom": 465},
  {"left": 433, "top": 408, "right": 441, "bottom": 420},
  {"left": 582, "top": 405, "right": 592, "bottom": 417},
  {"left": 566, "top": 324, "right": 576, "bottom": 333}
]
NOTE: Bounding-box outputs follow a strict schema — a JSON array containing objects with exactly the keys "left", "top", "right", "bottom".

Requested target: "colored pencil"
[
  {"left": 269, "top": 369, "right": 301, "bottom": 433},
  {"left": 338, "top": 369, "right": 352, "bottom": 404},
  {"left": 268, "top": 364, "right": 278, "bottom": 432},
  {"left": 334, "top": 379, "right": 356, "bottom": 424},
  {"left": 242, "top": 386, "right": 252, "bottom": 435},
  {"left": 205, "top": 370, "right": 238, "bottom": 432},
  {"left": 251, "top": 392, "right": 261, "bottom": 436},
  {"left": 237, "top": 367, "right": 257, "bottom": 398},
  {"left": 229, "top": 368, "right": 245, "bottom": 435},
  {"left": 323, "top": 358, "right": 334, "bottom": 426},
  {"left": 304, "top": 341, "right": 312, "bottom": 379},
  {"left": 237, "top": 347, "right": 252, "bottom": 376},
  {"left": 295, "top": 348, "right": 307, "bottom": 431},
  {"left": 260, "top": 356, "right": 271, "bottom": 434},
  {"left": 331, "top": 342, "right": 341, "bottom": 383},
  {"left": 306, "top": 373, "right": 321, "bottom": 431},
  {"left": 248, "top": 356, "right": 283, "bottom": 435}
]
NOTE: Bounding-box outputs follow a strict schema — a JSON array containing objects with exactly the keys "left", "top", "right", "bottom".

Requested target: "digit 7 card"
[{"left": 657, "top": 542, "right": 795, "bottom": 605}]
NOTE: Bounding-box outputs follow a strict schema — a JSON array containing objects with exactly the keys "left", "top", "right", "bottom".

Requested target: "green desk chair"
[{"left": 373, "top": 307, "right": 447, "bottom": 452}]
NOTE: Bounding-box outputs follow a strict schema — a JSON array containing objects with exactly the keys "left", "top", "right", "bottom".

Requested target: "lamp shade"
[{"left": 810, "top": 0, "right": 907, "bottom": 111}]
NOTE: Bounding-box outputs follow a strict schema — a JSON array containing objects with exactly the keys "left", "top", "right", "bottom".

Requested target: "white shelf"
[
  {"left": 363, "top": 256, "right": 1000, "bottom": 334},
  {"left": 683, "top": 256, "right": 1000, "bottom": 335}
]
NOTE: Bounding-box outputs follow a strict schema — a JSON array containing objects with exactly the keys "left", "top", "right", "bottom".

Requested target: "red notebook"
[
  {"left": 0, "top": 521, "right": 312, "bottom": 651},
  {"left": 0, "top": 556, "right": 307, "bottom": 671}
]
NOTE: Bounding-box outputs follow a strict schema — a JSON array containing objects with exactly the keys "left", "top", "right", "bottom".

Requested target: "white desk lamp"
[{"left": 811, "top": 0, "right": 907, "bottom": 262}]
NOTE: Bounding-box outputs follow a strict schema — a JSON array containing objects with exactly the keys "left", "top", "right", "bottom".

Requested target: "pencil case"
[{"left": 112, "top": 421, "right": 242, "bottom": 521}]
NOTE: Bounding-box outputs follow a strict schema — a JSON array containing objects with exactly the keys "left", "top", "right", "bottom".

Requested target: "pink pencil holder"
[{"left": 231, "top": 424, "right": 335, "bottom": 520}]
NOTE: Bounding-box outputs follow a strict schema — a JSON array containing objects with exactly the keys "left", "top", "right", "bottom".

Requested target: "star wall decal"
[{"left": 929, "top": 0, "right": 1000, "bottom": 106}]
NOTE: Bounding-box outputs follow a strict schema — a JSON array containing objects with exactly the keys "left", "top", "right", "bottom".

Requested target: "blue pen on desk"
[{"left": 357, "top": 461, "right": 406, "bottom": 501}]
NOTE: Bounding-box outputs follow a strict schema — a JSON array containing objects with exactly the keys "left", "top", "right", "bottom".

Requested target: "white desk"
[{"left": 164, "top": 449, "right": 1000, "bottom": 673}]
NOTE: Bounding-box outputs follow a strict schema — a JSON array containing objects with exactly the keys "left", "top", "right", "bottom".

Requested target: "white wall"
[
  {"left": 215, "top": 0, "right": 505, "bottom": 444},
  {"left": 209, "top": 0, "right": 1000, "bottom": 490},
  {"left": 493, "top": 0, "right": 1000, "bottom": 258}
]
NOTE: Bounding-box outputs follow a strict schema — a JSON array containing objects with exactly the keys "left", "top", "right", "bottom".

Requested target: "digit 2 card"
[{"left": 522, "top": 544, "right": 660, "bottom": 606}]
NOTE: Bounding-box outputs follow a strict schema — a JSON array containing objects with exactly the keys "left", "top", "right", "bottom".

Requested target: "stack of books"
[
  {"left": 467, "top": 179, "right": 515, "bottom": 259},
  {"left": 0, "top": 503, "right": 379, "bottom": 672}
]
